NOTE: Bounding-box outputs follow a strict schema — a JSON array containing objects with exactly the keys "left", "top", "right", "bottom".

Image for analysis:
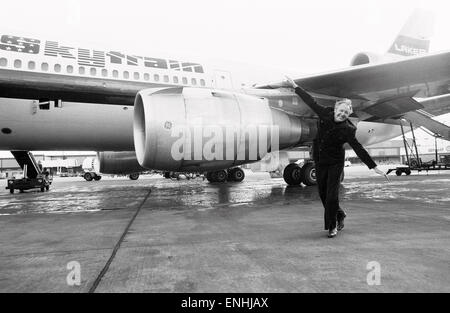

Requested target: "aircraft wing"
[
  {"left": 258, "top": 50, "right": 450, "bottom": 102},
  {"left": 257, "top": 51, "right": 450, "bottom": 140}
]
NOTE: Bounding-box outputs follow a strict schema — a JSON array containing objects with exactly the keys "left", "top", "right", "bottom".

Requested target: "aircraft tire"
[
  {"left": 229, "top": 168, "right": 245, "bottom": 182},
  {"left": 206, "top": 172, "right": 215, "bottom": 182},
  {"left": 214, "top": 170, "right": 228, "bottom": 183},
  {"left": 300, "top": 162, "right": 317, "bottom": 186},
  {"left": 129, "top": 173, "right": 139, "bottom": 180},
  {"left": 283, "top": 163, "right": 302, "bottom": 186}
]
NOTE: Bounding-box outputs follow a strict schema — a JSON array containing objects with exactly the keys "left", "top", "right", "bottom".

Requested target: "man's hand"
[
  {"left": 285, "top": 76, "right": 298, "bottom": 88},
  {"left": 373, "top": 167, "right": 390, "bottom": 182}
]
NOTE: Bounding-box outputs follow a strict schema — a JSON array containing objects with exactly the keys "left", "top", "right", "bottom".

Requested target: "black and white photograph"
[{"left": 0, "top": 0, "right": 449, "bottom": 298}]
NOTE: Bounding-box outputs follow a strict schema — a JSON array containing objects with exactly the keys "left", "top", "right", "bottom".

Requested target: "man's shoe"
[
  {"left": 328, "top": 228, "right": 338, "bottom": 238},
  {"left": 337, "top": 212, "right": 347, "bottom": 231}
]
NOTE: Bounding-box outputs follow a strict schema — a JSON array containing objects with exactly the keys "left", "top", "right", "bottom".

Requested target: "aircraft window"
[
  {"left": 182, "top": 77, "right": 188, "bottom": 85},
  {"left": 28, "top": 61, "right": 36, "bottom": 70},
  {"left": 0, "top": 58, "right": 7, "bottom": 67},
  {"left": 191, "top": 78, "right": 197, "bottom": 85},
  {"left": 14, "top": 60, "right": 22, "bottom": 69},
  {"left": 67, "top": 65, "right": 73, "bottom": 73},
  {"left": 144, "top": 73, "right": 150, "bottom": 81},
  {"left": 112, "top": 70, "right": 118, "bottom": 78},
  {"left": 154, "top": 74, "right": 159, "bottom": 82},
  {"left": 164, "top": 75, "right": 169, "bottom": 83},
  {"left": 173, "top": 76, "right": 179, "bottom": 84},
  {"left": 41, "top": 63, "right": 49, "bottom": 71},
  {"left": 134, "top": 72, "right": 140, "bottom": 80},
  {"left": 79, "top": 67, "right": 85, "bottom": 75},
  {"left": 90, "top": 68, "right": 97, "bottom": 76},
  {"left": 102, "top": 69, "right": 108, "bottom": 77},
  {"left": 54, "top": 64, "right": 61, "bottom": 73},
  {"left": 123, "top": 71, "right": 129, "bottom": 79},
  {"left": 200, "top": 79, "right": 206, "bottom": 86}
]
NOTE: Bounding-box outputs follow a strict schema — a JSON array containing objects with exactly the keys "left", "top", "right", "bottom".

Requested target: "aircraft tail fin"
[{"left": 386, "top": 8, "right": 434, "bottom": 57}]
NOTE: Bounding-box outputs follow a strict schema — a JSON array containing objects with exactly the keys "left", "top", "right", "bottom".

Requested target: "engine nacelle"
[
  {"left": 97, "top": 151, "right": 145, "bottom": 174},
  {"left": 350, "top": 52, "right": 384, "bottom": 66},
  {"left": 133, "top": 87, "right": 317, "bottom": 172}
]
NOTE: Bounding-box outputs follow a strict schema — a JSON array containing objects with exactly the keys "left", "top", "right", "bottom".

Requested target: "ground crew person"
[{"left": 285, "top": 77, "right": 389, "bottom": 238}]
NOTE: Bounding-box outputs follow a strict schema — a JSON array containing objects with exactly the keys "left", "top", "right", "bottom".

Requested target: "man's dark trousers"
[{"left": 315, "top": 163, "right": 346, "bottom": 230}]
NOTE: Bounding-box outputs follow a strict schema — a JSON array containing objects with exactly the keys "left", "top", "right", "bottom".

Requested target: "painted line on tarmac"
[{"left": 88, "top": 188, "right": 152, "bottom": 293}]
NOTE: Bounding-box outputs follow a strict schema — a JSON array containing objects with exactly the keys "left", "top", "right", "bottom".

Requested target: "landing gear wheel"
[
  {"left": 9, "top": 189, "right": 14, "bottom": 194},
  {"left": 45, "top": 185, "right": 50, "bottom": 191},
  {"left": 94, "top": 175, "right": 102, "bottom": 181},
  {"left": 229, "top": 168, "right": 245, "bottom": 182},
  {"left": 300, "top": 162, "right": 317, "bottom": 186},
  {"left": 396, "top": 169, "right": 402, "bottom": 176},
  {"left": 40, "top": 187, "right": 45, "bottom": 192},
  {"left": 84, "top": 172, "right": 93, "bottom": 181},
  {"left": 214, "top": 170, "right": 227, "bottom": 183},
  {"left": 283, "top": 163, "right": 302, "bottom": 186},
  {"left": 206, "top": 172, "right": 214, "bottom": 182},
  {"left": 129, "top": 173, "right": 139, "bottom": 180},
  {"left": 405, "top": 169, "right": 411, "bottom": 175}
]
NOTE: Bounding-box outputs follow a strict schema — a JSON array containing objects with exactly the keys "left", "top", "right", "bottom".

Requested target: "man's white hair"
[{"left": 335, "top": 98, "right": 353, "bottom": 114}]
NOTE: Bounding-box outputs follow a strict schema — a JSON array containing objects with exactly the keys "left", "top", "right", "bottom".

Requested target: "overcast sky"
[{"left": 0, "top": 0, "right": 449, "bottom": 157}]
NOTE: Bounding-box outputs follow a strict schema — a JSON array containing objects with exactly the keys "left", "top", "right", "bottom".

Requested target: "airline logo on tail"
[{"left": 389, "top": 35, "right": 429, "bottom": 56}]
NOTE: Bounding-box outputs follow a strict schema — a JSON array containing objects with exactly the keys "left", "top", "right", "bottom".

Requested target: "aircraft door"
[{"left": 213, "top": 70, "right": 233, "bottom": 90}]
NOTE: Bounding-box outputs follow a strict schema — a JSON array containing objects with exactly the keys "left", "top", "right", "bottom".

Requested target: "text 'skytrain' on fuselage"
[{"left": 0, "top": 35, "right": 204, "bottom": 73}]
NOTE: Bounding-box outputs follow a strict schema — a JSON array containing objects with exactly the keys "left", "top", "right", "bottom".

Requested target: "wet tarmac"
[{"left": 0, "top": 165, "right": 449, "bottom": 292}]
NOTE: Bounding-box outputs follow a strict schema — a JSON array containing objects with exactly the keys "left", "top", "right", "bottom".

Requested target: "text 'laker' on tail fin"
[{"left": 387, "top": 8, "right": 434, "bottom": 57}]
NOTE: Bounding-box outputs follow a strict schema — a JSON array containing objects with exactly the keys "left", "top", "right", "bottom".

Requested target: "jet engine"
[
  {"left": 350, "top": 52, "right": 384, "bottom": 66},
  {"left": 133, "top": 87, "right": 317, "bottom": 172},
  {"left": 97, "top": 151, "right": 145, "bottom": 174}
]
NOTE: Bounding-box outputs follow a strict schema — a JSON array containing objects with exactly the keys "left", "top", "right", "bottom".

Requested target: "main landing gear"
[
  {"left": 283, "top": 161, "right": 344, "bottom": 186},
  {"left": 206, "top": 168, "right": 245, "bottom": 183},
  {"left": 283, "top": 162, "right": 316, "bottom": 186}
]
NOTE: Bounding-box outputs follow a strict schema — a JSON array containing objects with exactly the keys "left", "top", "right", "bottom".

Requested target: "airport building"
[{"left": 347, "top": 138, "right": 450, "bottom": 165}]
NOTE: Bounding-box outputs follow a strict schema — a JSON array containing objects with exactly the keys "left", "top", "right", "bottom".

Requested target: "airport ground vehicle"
[
  {"left": 81, "top": 157, "right": 102, "bottom": 181},
  {"left": 6, "top": 173, "right": 51, "bottom": 193},
  {"left": 387, "top": 122, "right": 450, "bottom": 176},
  {"left": 5, "top": 160, "right": 52, "bottom": 193}
]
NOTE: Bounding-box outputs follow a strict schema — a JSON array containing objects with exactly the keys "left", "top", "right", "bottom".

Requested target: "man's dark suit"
[{"left": 294, "top": 87, "right": 377, "bottom": 230}]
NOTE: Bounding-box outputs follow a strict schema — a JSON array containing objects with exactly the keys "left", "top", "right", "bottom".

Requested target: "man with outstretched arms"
[{"left": 285, "top": 77, "right": 389, "bottom": 238}]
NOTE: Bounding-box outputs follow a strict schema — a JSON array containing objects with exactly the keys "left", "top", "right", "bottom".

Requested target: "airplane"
[{"left": 0, "top": 9, "right": 450, "bottom": 186}]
